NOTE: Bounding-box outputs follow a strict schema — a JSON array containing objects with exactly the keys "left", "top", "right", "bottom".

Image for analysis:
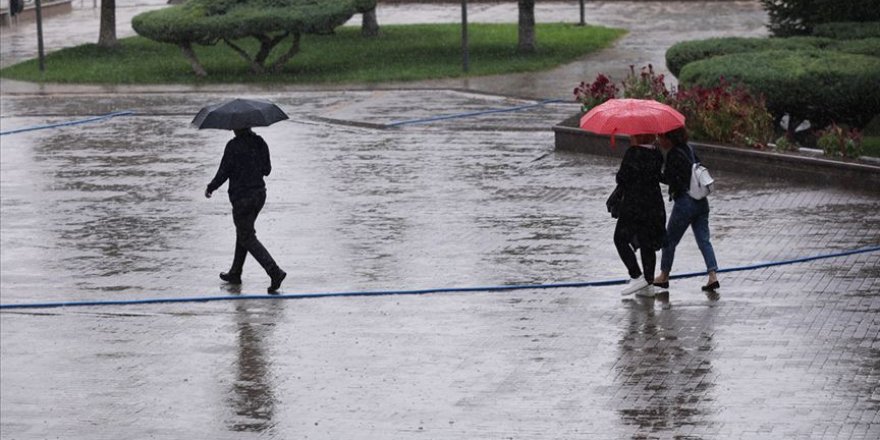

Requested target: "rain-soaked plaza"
[{"left": 2, "top": 2, "right": 880, "bottom": 439}]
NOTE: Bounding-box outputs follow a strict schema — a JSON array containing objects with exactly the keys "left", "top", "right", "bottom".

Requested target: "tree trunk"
[
  {"left": 98, "top": 0, "right": 117, "bottom": 48},
  {"left": 179, "top": 42, "right": 207, "bottom": 76},
  {"left": 517, "top": 0, "right": 536, "bottom": 54},
  {"left": 361, "top": 8, "right": 380, "bottom": 37}
]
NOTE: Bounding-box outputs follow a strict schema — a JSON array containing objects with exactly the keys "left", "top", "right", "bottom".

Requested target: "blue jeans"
[{"left": 660, "top": 195, "right": 718, "bottom": 273}]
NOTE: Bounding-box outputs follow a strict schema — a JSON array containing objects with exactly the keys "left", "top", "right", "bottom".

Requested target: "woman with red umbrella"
[{"left": 580, "top": 99, "right": 683, "bottom": 297}]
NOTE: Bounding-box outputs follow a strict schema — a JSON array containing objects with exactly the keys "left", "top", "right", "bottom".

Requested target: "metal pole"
[
  {"left": 35, "top": 0, "right": 45, "bottom": 72},
  {"left": 579, "top": 0, "right": 585, "bottom": 26},
  {"left": 461, "top": 0, "right": 469, "bottom": 73}
]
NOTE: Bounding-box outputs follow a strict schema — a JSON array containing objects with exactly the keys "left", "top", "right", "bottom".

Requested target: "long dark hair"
[{"left": 662, "top": 127, "right": 688, "bottom": 147}]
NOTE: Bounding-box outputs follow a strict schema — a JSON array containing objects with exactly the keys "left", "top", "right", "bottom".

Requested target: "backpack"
[{"left": 681, "top": 145, "right": 714, "bottom": 200}]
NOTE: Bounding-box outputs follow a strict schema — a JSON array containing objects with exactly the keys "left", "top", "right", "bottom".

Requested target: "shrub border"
[{"left": 552, "top": 113, "right": 880, "bottom": 192}]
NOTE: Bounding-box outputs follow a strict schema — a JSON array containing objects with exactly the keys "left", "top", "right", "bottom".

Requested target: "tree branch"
[
  {"left": 224, "top": 38, "right": 264, "bottom": 74},
  {"left": 179, "top": 42, "right": 207, "bottom": 77},
  {"left": 253, "top": 32, "right": 289, "bottom": 66},
  {"left": 270, "top": 33, "right": 301, "bottom": 73}
]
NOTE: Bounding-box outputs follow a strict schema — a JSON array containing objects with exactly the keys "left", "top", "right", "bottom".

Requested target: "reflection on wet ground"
[{"left": 1, "top": 91, "right": 879, "bottom": 438}]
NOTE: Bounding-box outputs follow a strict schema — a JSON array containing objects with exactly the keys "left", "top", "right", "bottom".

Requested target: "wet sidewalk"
[
  {"left": 2, "top": 2, "right": 879, "bottom": 439},
  {"left": 1, "top": 89, "right": 879, "bottom": 439}
]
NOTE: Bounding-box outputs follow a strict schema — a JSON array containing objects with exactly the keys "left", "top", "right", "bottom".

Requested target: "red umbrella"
[{"left": 579, "top": 98, "right": 685, "bottom": 139}]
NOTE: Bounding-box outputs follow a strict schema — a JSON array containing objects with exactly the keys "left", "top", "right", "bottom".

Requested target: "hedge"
[
  {"left": 665, "top": 36, "right": 834, "bottom": 77},
  {"left": 827, "top": 38, "right": 880, "bottom": 58},
  {"left": 678, "top": 50, "right": 880, "bottom": 130},
  {"left": 813, "top": 21, "right": 880, "bottom": 40}
]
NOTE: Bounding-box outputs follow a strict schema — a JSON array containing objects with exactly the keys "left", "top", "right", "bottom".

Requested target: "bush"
[
  {"left": 621, "top": 64, "right": 671, "bottom": 103},
  {"left": 813, "top": 21, "right": 880, "bottom": 39},
  {"left": 665, "top": 36, "right": 834, "bottom": 77},
  {"left": 760, "top": 0, "right": 880, "bottom": 36},
  {"left": 573, "top": 65, "right": 774, "bottom": 148},
  {"left": 817, "top": 123, "right": 863, "bottom": 158},
  {"left": 827, "top": 38, "right": 880, "bottom": 58},
  {"left": 673, "top": 79, "right": 774, "bottom": 148},
  {"left": 678, "top": 50, "right": 880, "bottom": 131},
  {"left": 573, "top": 73, "right": 619, "bottom": 112}
]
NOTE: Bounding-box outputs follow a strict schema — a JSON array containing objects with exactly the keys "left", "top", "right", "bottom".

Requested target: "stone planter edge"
[{"left": 553, "top": 114, "right": 880, "bottom": 192}]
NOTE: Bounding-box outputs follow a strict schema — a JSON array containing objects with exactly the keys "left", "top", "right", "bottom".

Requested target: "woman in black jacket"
[
  {"left": 614, "top": 134, "right": 667, "bottom": 297},
  {"left": 653, "top": 127, "right": 719, "bottom": 291}
]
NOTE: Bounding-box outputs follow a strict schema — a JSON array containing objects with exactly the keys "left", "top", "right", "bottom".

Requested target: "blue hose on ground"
[
  {"left": 387, "top": 98, "right": 568, "bottom": 127},
  {"left": 0, "top": 111, "right": 135, "bottom": 136},
  {"left": 1, "top": 245, "right": 877, "bottom": 310}
]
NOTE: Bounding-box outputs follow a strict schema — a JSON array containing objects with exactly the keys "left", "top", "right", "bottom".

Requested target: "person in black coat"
[
  {"left": 614, "top": 133, "right": 667, "bottom": 297},
  {"left": 206, "top": 128, "right": 286, "bottom": 293}
]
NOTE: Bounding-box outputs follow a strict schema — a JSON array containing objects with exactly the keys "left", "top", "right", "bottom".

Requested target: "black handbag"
[{"left": 606, "top": 185, "right": 623, "bottom": 219}]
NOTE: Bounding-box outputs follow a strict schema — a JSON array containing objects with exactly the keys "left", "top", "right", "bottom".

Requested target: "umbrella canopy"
[
  {"left": 191, "top": 98, "right": 289, "bottom": 130},
  {"left": 579, "top": 98, "right": 685, "bottom": 137}
]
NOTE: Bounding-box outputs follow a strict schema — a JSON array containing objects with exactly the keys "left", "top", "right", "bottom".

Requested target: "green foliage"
[
  {"left": 678, "top": 50, "right": 880, "bottom": 130},
  {"left": 826, "top": 38, "right": 880, "bottom": 58},
  {"left": 0, "top": 24, "right": 624, "bottom": 84},
  {"left": 760, "top": 0, "right": 880, "bottom": 36},
  {"left": 813, "top": 21, "right": 880, "bottom": 39},
  {"left": 772, "top": 135, "right": 797, "bottom": 152},
  {"left": 132, "top": 0, "right": 372, "bottom": 74},
  {"left": 665, "top": 36, "right": 834, "bottom": 77},
  {"left": 132, "top": 0, "right": 359, "bottom": 43},
  {"left": 817, "top": 123, "right": 863, "bottom": 158},
  {"left": 674, "top": 79, "right": 775, "bottom": 149}
]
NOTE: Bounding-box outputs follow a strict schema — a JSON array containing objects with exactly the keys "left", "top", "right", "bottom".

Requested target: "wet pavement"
[
  {"left": 2, "top": 89, "right": 880, "bottom": 439},
  {"left": 2, "top": 2, "right": 880, "bottom": 440}
]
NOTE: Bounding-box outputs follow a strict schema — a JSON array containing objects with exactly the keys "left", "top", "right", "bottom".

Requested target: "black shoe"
[
  {"left": 220, "top": 272, "right": 242, "bottom": 284},
  {"left": 701, "top": 281, "right": 720, "bottom": 291},
  {"left": 653, "top": 281, "right": 669, "bottom": 289},
  {"left": 268, "top": 269, "right": 286, "bottom": 294}
]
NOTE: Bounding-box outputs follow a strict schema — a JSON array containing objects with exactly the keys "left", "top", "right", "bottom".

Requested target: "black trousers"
[
  {"left": 229, "top": 190, "right": 279, "bottom": 276},
  {"left": 614, "top": 219, "right": 656, "bottom": 283}
]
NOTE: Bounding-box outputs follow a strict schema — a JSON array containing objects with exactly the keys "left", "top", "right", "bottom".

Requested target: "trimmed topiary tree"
[
  {"left": 678, "top": 50, "right": 880, "bottom": 134},
  {"left": 132, "top": 0, "right": 376, "bottom": 76}
]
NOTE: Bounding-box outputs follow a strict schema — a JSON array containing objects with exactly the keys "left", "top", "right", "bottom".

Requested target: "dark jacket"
[
  {"left": 663, "top": 143, "right": 697, "bottom": 201},
  {"left": 207, "top": 131, "right": 272, "bottom": 200},
  {"left": 615, "top": 144, "right": 667, "bottom": 251}
]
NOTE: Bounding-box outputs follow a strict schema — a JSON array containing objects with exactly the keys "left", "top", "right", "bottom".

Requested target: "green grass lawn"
[{"left": 0, "top": 23, "right": 625, "bottom": 84}]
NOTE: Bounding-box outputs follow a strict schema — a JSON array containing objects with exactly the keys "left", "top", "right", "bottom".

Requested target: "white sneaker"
[
  {"left": 636, "top": 285, "right": 656, "bottom": 298},
  {"left": 620, "top": 276, "right": 649, "bottom": 296}
]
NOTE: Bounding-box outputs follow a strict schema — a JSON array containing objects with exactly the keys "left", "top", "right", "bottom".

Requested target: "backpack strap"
[{"left": 679, "top": 144, "right": 698, "bottom": 165}]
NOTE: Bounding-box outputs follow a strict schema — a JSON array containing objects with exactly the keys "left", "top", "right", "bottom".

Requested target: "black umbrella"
[{"left": 191, "top": 98, "right": 289, "bottom": 130}]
